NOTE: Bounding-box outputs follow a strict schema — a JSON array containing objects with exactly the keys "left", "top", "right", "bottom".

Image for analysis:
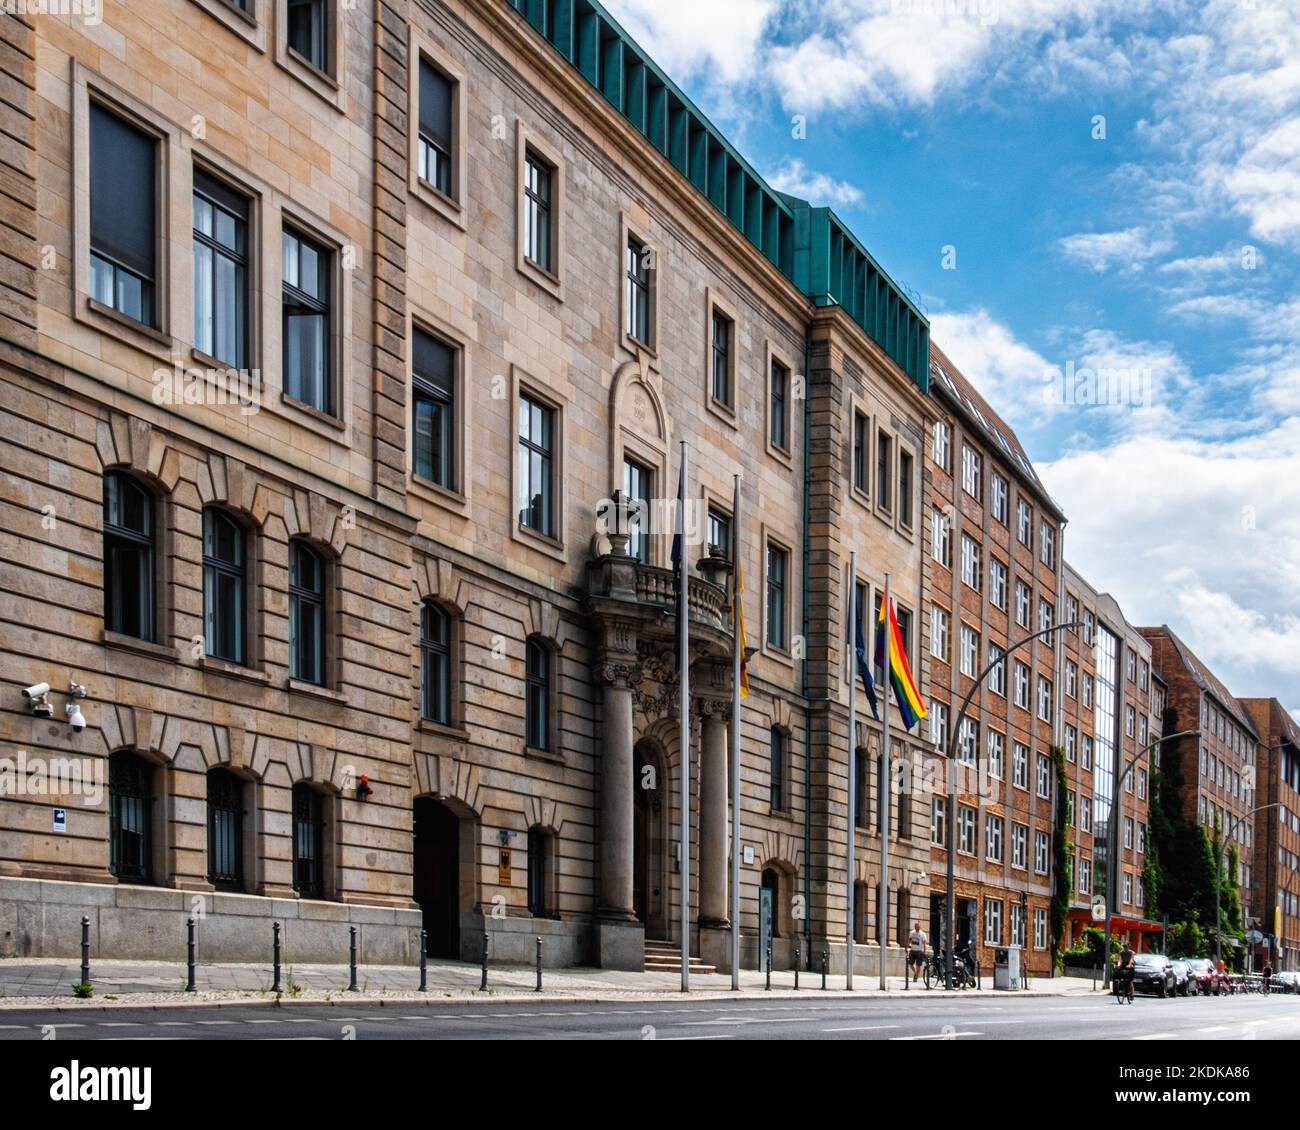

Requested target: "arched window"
[
  {"left": 525, "top": 638, "right": 550, "bottom": 751},
  {"left": 207, "top": 768, "right": 244, "bottom": 890},
  {"left": 203, "top": 508, "right": 246, "bottom": 663},
  {"left": 769, "top": 727, "right": 785, "bottom": 811},
  {"left": 292, "top": 783, "right": 325, "bottom": 899},
  {"left": 420, "top": 602, "right": 452, "bottom": 725},
  {"left": 527, "top": 826, "right": 552, "bottom": 917},
  {"left": 103, "top": 472, "right": 155, "bottom": 641},
  {"left": 289, "top": 540, "right": 325, "bottom": 684},
  {"left": 109, "top": 751, "right": 153, "bottom": 884}
]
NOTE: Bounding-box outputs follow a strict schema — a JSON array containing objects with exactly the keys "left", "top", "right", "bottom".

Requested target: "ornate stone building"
[{"left": 0, "top": 0, "right": 933, "bottom": 973}]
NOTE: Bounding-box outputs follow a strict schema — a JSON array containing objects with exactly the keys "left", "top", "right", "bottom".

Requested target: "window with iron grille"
[
  {"left": 292, "top": 783, "right": 325, "bottom": 898},
  {"left": 109, "top": 751, "right": 153, "bottom": 884},
  {"left": 207, "top": 768, "right": 243, "bottom": 890}
]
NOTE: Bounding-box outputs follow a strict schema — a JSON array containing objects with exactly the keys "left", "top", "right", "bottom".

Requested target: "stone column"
[
  {"left": 597, "top": 661, "right": 638, "bottom": 922},
  {"left": 699, "top": 700, "right": 729, "bottom": 929}
]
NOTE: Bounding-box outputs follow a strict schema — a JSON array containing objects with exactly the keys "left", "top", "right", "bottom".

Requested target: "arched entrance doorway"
[
  {"left": 633, "top": 740, "right": 668, "bottom": 939},
  {"left": 413, "top": 796, "right": 461, "bottom": 959}
]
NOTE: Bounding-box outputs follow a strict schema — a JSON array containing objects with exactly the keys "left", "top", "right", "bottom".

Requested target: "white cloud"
[
  {"left": 599, "top": 0, "right": 778, "bottom": 84},
  {"left": 1057, "top": 228, "right": 1173, "bottom": 273},
  {"left": 763, "top": 159, "right": 863, "bottom": 206}
]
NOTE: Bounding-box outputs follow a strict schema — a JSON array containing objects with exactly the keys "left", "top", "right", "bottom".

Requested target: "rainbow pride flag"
[{"left": 874, "top": 595, "right": 927, "bottom": 731}]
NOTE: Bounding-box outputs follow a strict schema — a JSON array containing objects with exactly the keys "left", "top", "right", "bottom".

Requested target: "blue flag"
[{"left": 853, "top": 602, "right": 880, "bottom": 722}]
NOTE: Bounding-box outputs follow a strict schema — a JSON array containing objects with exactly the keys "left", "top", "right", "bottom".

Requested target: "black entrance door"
[{"left": 413, "top": 798, "right": 459, "bottom": 959}]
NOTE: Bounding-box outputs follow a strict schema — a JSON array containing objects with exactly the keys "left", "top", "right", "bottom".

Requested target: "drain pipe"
[{"left": 801, "top": 336, "right": 814, "bottom": 970}]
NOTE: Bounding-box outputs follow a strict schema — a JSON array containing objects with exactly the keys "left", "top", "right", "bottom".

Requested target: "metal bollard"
[
  {"left": 765, "top": 943, "right": 772, "bottom": 991},
  {"left": 272, "top": 922, "right": 282, "bottom": 993},
  {"left": 80, "top": 915, "right": 90, "bottom": 987},
  {"left": 535, "top": 936, "right": 543, "bottom": 993},
  {"left": 348, "top": 925, "right": 358, "bottom": 992},
  {"left": 822, "top": 948, "right": 828, "bottom": 991},
  {"left": 186, "top": 917, "right": 196, "bottom": 992},
  {"left": 480, "top": 931, "right": 489, "bottom": 992},
  {"left": 793, "top": 943, "right": 800, "bottom": 991},
  {"left": 419, "top": 929, "right": 427, "bottom": 993}
]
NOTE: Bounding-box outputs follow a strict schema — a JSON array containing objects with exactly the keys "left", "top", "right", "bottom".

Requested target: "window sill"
[
  {"left": 408, "top": 473, "right": 469, "bottom": 519},
  {"left": 766, "top": 438, "right": 793, "bottom": 470},
  {"left": 525, "top": 745, "right": 564, "bottom": 765},
  {"left": 849, "top": 483, "right": 872, "bottom": 512},
  {"left": 280, "top": 393, "right": 347, "bottom": 432},
  {"left": 287, "top": 679, "right": 346, "bottom": 704},
  {"left": 190, "top": 346, "right": 259, "bottom": 381},
  {"left": 199, "top": 656, "right": 270, "bottom": 685},
  {"left": 102, "top": 632, "right": 180, "bottom": 662},
  {"left": 418, "top": 720, "right": 471, "bottom": 741},
  {"left": 517, "top": 256, "right": 564, "bottom": 302},
  {"left": 276, "top": 44, "right": 346, "bottom": 112},
  {"left": 705, "top": 395, "right": 738, "bottom": 430},
  {"left": 189, "top": 0, "right": 266, "bottom": 51},
  {"left": 84, "top": 297, "right": 172, "bottom": 352},
  {"left": 410, "top": 175, "right": 467, "bottom": 231},
  {"left": 621, "top": 332, "right": 657, "bottom": 363},
  {"left": 513, "top": 522, "right": 567, "bottom": 564},
  {"left": 761, "top": 644, "right": 795, "bottom": 670}
]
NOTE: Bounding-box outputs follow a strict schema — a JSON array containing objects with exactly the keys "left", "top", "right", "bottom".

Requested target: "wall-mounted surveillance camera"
[
  {"left": 66, "top": 703, "right": 86, "bottom": 733},
  {"left": 22, "top": 683, "right": 50, "bottom": 703}
]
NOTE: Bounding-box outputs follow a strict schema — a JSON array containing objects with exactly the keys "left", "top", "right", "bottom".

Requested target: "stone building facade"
[
  {"left": 1059, "top": 565, "right": 1162, "bottom": 951},
  {"left": 1238, "top": 698, "right": 1300, "bottom": 971},
  {"left": 922, "top": 347, "right": 1064, "bottom": 976},
  {"left": 0, "top": 0, "right": 935, "bottom": 974}
]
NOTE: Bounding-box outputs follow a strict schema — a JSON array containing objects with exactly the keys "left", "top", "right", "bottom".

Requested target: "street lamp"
[
  {"left": 943, "top": 620, "right": 1081, "bottom": 992},
  {"left": 1102, "top": 728, "right": 1201, "bottom": 986},
  {"left": 1215, "top": 802, "right": 1283, "bottom": 970}
]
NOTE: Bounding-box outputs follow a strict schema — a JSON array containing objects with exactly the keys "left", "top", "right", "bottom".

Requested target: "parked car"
[
  {"left": 1130, "top": 953, "right": 1178, "bottom": 998},
  {"left": 1269, "top": 971, "right": 1299, "bottom": 994},
  {"left": 1170, "top": 959, "right": 1193, "bottom": 996},
  {"left": 1184, "top": 957, "right": 1225, "bottom": 996}
]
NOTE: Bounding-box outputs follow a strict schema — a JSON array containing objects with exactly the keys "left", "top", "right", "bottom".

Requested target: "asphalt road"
[{"left": 1, "top": 991, "right": 1296, "bottom": 1040}]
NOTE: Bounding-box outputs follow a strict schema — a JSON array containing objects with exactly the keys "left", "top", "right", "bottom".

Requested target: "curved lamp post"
[
  {"left": 942, "top": 620, "right": 1081, "bottom": 991},
  {"left": 1101, "top": 728, "right": 1201, "bottom": 986}
]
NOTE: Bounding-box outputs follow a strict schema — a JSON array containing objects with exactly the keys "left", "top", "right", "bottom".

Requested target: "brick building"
[
  {"left": 1238, "top": 698, "right": 1300, "bottom": 971},
  {"left": 1059, "top": 566, "right": 1162, "bottom": 951},
  {"left": 921, "top": 347, "right": 1065, "bottom": 976},
  {"left": 0, "top": 0, "right": 937, "bottom": 974},
  {"left": 1139, "top": 626, "right": 1259, "bottom": 934}
]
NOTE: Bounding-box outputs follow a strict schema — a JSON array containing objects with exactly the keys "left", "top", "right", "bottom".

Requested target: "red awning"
[{"left": 1068, "top": 909, "right": 1164, "bottom": 933}]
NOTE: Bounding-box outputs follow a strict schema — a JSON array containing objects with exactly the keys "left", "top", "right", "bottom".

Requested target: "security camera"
[
  {"left": 22, "top": 683, "right": 50, "bottom": 703},
  {"left": 66, "top": 702, "right": 87, "bottom": 733}
]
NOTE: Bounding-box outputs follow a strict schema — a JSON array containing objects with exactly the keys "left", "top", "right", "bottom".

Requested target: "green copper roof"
[{"left": 502, "top": 0, "right": 929, "bottom": 392}]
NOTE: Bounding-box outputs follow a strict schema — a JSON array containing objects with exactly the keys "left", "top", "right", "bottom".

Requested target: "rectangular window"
[
  {"left": 932, "top": 420, "right": 951, "bottom": 471},
  {"left": 958, "top": 717, "right": 978, "bottom": 765},
  {"left": 1066, "top": 660, "right": 1077, "bottom": 698},
  {"left": 1040, "top": 522, "right": 1056, "bottom": 568},
  {"left": 876, "top": 430, "right": 893, "bottom": 511},
  {"left": 1036, "top": 753, "right": 1051, "bottom": 798},
  {"left": 89, "top": 104, "right": 158, "bottom": 327},
  {"left": 962, "top": 444, "right": 982, "bottom": 500},
  {"left": 625, "top": 239, "right": 652, "bottom": 344},
  {"left": 192, "top": 170, "right": 249, "bottom": 369},
  {"left": 412, "top": 329, "right": 456, "bottom": 490},
  {"left": 770, "top": 728, "right": 784, "bottom": 811},
  {"left": 1012, "top": 823, "right": 1028, "bottom": 869},
  {"left": 987, "top": 729, "right": 1004, "bottom": 779},
  {"left": 711, "top": 309, "right": 733, "bottom": 407},
  {"left": 899, "top": 450, "right": 914, "bottom": 527},
  {"left": 1066, "top": 725, "right": 1077, "bottom": 762},
  {"left": 707, "top": 507, "right": 731, "bottom": 559},
  {"left": 1039, "top": 598, "right": 1053, "bottom": 635},
  {"left": 1014, "top": 743, "right": 1029, "bottom": 790},
  {"left": 287, "top": 0, "right": 328, "bottom": 72},
  {"left": 517, "top": 393, "right": 555, "bottom": 537},
  {"left": 522, "top": 150, "right": 554, "bottom": 273},
  {"left": 988, "top": 644, "right": 1006, "bottom": 696},
  {"left": 1079, "top": 859, "right": 1092, "bottom": 895},
  {"left": 990, "top": 558, "right": 1007, "bottom": 610},
  {"left": 852, "top": 411, "right": 868, "bottom": 493},
  {"left": 958, "top": 805, "right": 976, "bottom": 854},
  {"left": 1082, "top": 735, "right": 1093, "bottom": 771},
  {"left": 623, "top": 456, "right": 652, "bottom": 565},
  {"left": 282, "top": 227, "right": 332, "bottom": 413},
  {"left": 985, "top": 815, "right": 1003, "bottom": 863},
  {"left": 769, "top": 358, "right": 789, "bottom": 451},
  {"left": 991, "top": 472, "right": 1008, "bottom": 524},
  {"left": 1124, "top": 816, "right": 1134, "bottom": 849},
  {"left": 1034, "top": 830, "right": 1049, "bottom": 874},
  {"left": 418, "top": 58, "right": 454, "bottom": 196},
  {"left": 766, "top": 542, "right": 788, "bottom": 650},
  {"left": 931, "top": 510, "right": 951, "bottom": 567},
  {"left": 1082, "top": 673, "right": 1094, "bottom": 708},
  {"left": 1017, "top": 499, "right": 1033, "bottom": 548},
  {"left": 1034, "top": 907, "right": 1047, "bottom": 949},
  {"left": 1123, "top": 873, "right": 1132, "bottom": 906},
  {"left": 960, "top": 534, "right": 982, "bottom": 591},
  {"left": 984, "top": 899, "right": 1002, "bottom": 945},
  {"left": 1082, "top": 798, "right": 1092, "bottom": 832},
  {"left": 1014, "top": 662, "right": 1030, "bottom": 709},
  {"left": 960, "top": 624, "right": 979, "bottom": 678},
  {"left": 1037, "top": 676, "right": 1053, "bottom": 722},
  {"left": 1015, "top": 580, "right": 1031, "bottom": 628},
  {"left": 930, "top": 606, "right": 949, "bottom": 661},
  {"left": 931, "top": 797, "right": 947, "bottom": 846},
  {"left": 930, "top": 702, "right": 949, "bottom": 749}
]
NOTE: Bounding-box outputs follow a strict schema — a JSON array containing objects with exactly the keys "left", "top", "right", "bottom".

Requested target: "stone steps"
[{"left": 643, "top": 941, "right": 718, "bottom": 974}]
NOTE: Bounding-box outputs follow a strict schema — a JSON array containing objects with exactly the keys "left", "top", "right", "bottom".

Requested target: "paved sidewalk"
[{"left": 0, "top": 956, "right": 1104, "bottom": 1010}]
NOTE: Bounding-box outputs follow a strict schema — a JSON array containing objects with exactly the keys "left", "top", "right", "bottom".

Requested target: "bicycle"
[
  {"left": 1113, "top": 969, "right": 1135, "bottom": 1004},
  {"left": 924, "top": 951, "right": 975, "bottom": 989}
]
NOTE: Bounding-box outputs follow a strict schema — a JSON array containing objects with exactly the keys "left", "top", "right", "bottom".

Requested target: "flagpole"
[
  {"left": 879, "top": 573, "right": 892, "bottom": 990},
  {"left": 847, "top": 552, "right": 857, "bottom": 991},
  {"left": 679, "top": 441, "right": 691, "bottom": 993},
  {"left": 729, "top": 473, "right": 742, "bottom": 991}
]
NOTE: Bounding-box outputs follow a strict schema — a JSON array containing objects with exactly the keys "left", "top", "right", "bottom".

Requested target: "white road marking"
[
  {"left": 1132, "top": 1033, "right": 1178, "bottom": 1040},
  {"left": 821, "top": 1024, "right": 900, "bottom": 1032},
  {"left": 682, "top": 1015, "right": 822, "bottom": 1026},
  {"left": 891, "top": 1031, "right": 982, "bottom": 1040},
  {"left": 1199, "top": 1025, "right": 1231, "bottom": 1033},
  {"left": 658, "top": 1034, "right": 736, "bottom": 1041}
]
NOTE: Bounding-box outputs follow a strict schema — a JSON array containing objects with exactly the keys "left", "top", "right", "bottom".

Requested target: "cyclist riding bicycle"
[{"left": 1114, "top": 942, "right": 1136, "bottom": 992}]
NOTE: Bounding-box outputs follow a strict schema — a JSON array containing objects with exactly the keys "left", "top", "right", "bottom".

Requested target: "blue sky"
[{"left": 604, "top": 0, "right": 1300, "bottom": 719}]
